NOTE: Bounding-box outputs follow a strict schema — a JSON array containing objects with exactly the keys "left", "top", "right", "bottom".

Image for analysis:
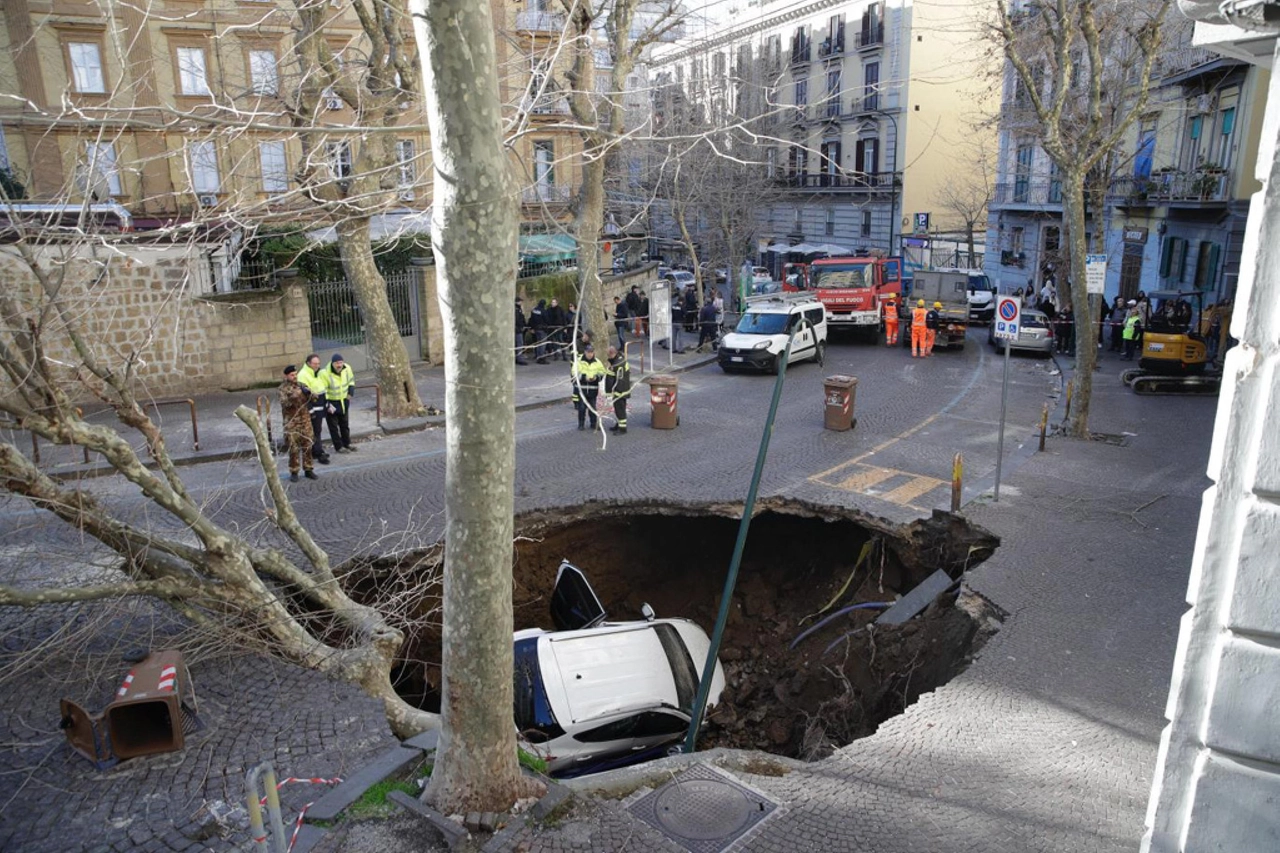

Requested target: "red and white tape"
[{"left": 259, "top": 776, "right": 343, "bottom": 853}]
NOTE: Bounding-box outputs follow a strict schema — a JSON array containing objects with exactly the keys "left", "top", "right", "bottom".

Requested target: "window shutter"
[
  {"left": 1173, "top": 238, "right": 1188, "bottom": 282},
  {"left": 1203, "top": 242, "right": 1220, "bottom": 290},
  {"left": 1159, "top": 237, "right": 1173, "bottom": 277}
]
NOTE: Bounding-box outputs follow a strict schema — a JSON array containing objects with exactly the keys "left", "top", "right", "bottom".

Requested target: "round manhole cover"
[{"left": 651, "top": 778, "right": 755, "bottom": 841}]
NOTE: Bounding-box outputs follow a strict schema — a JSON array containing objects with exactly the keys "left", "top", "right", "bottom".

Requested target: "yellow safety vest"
[{"left": 324, "top": 363, "right": 355, "bottom": 401}]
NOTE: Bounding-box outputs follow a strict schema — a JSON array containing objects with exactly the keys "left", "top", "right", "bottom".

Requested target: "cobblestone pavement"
[{"left": 0, "top": 332, "right": 1212, "bottom": 852}]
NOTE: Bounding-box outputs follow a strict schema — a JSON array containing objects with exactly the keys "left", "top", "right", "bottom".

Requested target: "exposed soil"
[{"left": 351, "top": 498, "right": 1003, "bottom": 762}]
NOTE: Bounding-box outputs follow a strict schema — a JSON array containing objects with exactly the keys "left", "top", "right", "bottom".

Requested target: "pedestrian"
[
  {"left": 1056, "top": 305, "right": 1075, "bottom": 355},
  {"left": 613, "top": 296, "right": 629, "bottom": 350},
  {"left": 697, "top": 300, "right": 718, "bottom": 351},
  {"left": 911, "top": 299, "right": 928, "bottom": 358},
  {"left": 712, "top": 289, "right": 725, "bottom": 332},
  {"left": 566, "top": 302, "right": 579, "bottom": 353},
  {"left": 669, "top": 290, "right": 684, "bottom": 351},
  {"left": 1204, "top": 302, "right": 1222, "bottom": 363},
  {"left": 626, "top": 285, "right": 643, "bottom": 336},
  {"left": 1109, "top": 296, "right": 1127, "bottom": 352},
  {"left": 531, "top": 298, "right": 549, "bottom": 363},
  {"left": 639, "top": 291, "right": 650, "bottom": 337},
  {"left": 514, "top": 298, "right": 529, "bottom": 365},
  {"left": 924, "top": 301, "right": 941, "bottom": 356},
  {"left": 570, "top": 343, "right": 606, "bottom": 430},
  {"left": 298, "top": 353, "right": 332, "bottom": 465},
  {"left": 1040, "top": 276, "right": 1057, "bottom": 310},
  {"left": 546, "top": 297, "right": 568, "bottom": 361},
  {"left": 683, "top": 285, "right": 699, "bottom": 332},
  {"left": 322, "top": 353, "right": 357, "bottom": 453},
  {"left": 1122, "top": 301, "right": 1142, "bottom": 360},
  {"left": 605, "top": 344, "right": 631, "bottom": 434},
  {"left": 279, "top": 365, "right": 318, "bottom": 482}
]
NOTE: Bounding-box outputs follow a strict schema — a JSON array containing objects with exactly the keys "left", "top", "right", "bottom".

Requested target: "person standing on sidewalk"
[
  {"left": 570, "top": 344, "right": 606, "bottom": 430},
  {"left": 298, "top": 354, "right": 332, "bottom": 465},
  {"left": 1122, "top": 302, "right": 1142, "bottom": 360},
  {"left": 883, "top": 297, "right": 899, "bottom": 346},
  {"left": 530, "top": 298, "right": 549, "bottom": 363},
  {"left": 323, "top": 354, "right": 358, "bottom": 453},
  {"left": 697, "top": 300, "right": 718, "bottom": 351},
  {"left": 545, "top": 298, "right": 568, "bottom": 361},
  {"left": 514, "top": 298, "right": 529, "bottom": 365},
  {"left": 911, "top": 299, "right": 928, "bottom": 357},
  {"left": 605, "top": 345, "right": 630, "bottom": 434},
  {"left": 613, "top": 296, "right": 630, "bottom": 350},
  {"left": 626, "top": 285, "right": 643, "bottom": 336},
  {"left": 1109, "top": 295, "right": 1127, "bottom": 352},
  {"left": 279, "top": 366, "right": 318, "bottom": 482}
]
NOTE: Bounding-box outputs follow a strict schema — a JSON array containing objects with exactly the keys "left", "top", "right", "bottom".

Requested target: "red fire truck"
[
  {"left": 810, "top": 255, "right": 904, "bottom": 334},
  {"left": 782, "top": 263, "right": 811, "bottom": 292}
]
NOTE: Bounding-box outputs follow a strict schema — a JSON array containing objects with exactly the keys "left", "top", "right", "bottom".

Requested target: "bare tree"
[
  {"left": 411, "top": 0, "right": 543, "bottom": 814},
  {"left": 931, "top": 137, "right": 994, "bottom": 269},
  {"left": 993, "top": 0, "right": 1172, "bottom": 436}
]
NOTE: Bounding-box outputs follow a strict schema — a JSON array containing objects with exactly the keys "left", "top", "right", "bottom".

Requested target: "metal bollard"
[
  {"left": 1039, "top": 402, "right": 1049, "bottom": 452},
  {"left": 148, "top": 398, "right": 201, "bottom": 450},
  {"left": 246, "top": 761, "right": 288, "bottom": 853},
  {"left": 951, "top": 453, "right": 963, "bottom": 512},
  {"left": 355, "top": 383, "right": 382, "bottom": 425}
]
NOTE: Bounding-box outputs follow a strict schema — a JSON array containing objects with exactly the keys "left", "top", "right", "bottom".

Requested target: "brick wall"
[{"left": 3, "top": 245, "right": 312, "bottom": 400}]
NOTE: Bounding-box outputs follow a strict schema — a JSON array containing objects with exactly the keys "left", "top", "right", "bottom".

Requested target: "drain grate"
[{"left": 628, "top": 764, "right": 777, "bottom": 853}]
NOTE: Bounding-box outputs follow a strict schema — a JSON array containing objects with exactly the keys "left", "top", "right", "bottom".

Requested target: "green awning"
[{"left": 519, "top": 234, "right": 577, "bottom": 261}]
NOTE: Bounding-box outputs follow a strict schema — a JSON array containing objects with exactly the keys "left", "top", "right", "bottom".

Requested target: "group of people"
[
  {"left": 570, "top": 343, "right": 631, "bottom": 434},
  {"left": 520, "top": 297, "right": 580, "bottom": 365},
  {"left": 878, "top": 297, "right": 944, "bottom": 357},
  {"left": 278, "top": 353, "right": 358, "bottom": 482}
]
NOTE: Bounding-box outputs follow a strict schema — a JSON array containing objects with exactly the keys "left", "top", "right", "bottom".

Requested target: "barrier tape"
[{"left": 258, "top": 776, "right": 343, "bottom": 853}]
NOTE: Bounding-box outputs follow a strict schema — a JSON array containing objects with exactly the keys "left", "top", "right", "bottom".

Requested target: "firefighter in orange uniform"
[
  {"left": 911, "top": 299, "right": 928, "bottom": 357},
  {"left": 883, "top": 297, "right": 899, "bottom": 346}
]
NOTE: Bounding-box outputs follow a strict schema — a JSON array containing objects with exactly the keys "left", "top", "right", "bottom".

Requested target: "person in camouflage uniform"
[{"left": 279, "top": 366, "right": 318, "bottom": 482}]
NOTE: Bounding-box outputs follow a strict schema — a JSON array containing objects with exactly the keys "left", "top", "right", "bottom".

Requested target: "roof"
[
  {"left": 542, "top": 624, "right": 677, "bottom": 725},
  {"left": 520, "top": 234, "right": 577, "bottom": 262}
]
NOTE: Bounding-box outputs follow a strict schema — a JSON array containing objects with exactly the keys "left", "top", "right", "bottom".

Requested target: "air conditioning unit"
[{"left": 197, "top": 193, "right": 219, "bottom": 208}]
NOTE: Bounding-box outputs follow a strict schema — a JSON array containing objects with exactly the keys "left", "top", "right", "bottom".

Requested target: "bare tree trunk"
[
  {"left": 412, "top": 0, "right": 541, "bottom": 814},
  {"left": 335, "top": 220, "right": 425, "bottom": 419},
  {"left": 1062, "top": 172, "right": 1096, "bottom": 436}
]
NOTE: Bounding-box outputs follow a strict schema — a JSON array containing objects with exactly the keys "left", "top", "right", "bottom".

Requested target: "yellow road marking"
[
  {"left": 835, "top": 466, "right": 898, "bottom": 492},
  {"left": 881, "top": 476, "right": 945, "bottom": 506},
  {"left": 810, "top": 411, "right": 943, "bottom": 483}
]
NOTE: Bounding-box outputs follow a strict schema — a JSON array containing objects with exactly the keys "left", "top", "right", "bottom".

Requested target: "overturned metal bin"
[{"left": 60, "top": 650, "right": 201, "bottom": 770}]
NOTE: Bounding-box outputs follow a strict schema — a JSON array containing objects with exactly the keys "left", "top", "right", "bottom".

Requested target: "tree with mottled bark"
[
  {"left": 410, "top": 0, "right": 544, "bottom": 814},
  {"left": 992, "top": 0, "right": 1172, "bottom": 436}
]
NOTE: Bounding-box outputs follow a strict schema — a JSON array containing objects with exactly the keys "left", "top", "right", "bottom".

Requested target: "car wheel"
[{"left": 815, "top": 341, "right": 826, "bottom": 367}]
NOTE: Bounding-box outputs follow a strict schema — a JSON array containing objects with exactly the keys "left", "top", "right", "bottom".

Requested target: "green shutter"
[
  {"left": 1173, "top": 238, "right": 1188, "bottom": 282},
  {"left": 1159, "top": 237, "right": 1174, "bottom": 277},
  {"left": 1203, "top": 242, "right": 1221, "bottom": 290}
]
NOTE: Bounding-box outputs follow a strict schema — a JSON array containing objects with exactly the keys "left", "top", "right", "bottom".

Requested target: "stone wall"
[{"left": 2, "top": 245, "right": 312, "bottom": 400}]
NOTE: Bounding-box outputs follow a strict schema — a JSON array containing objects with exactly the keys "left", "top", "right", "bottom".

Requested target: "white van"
[{"left": 718, "top": 295, "right": 828, "bottom": 374}]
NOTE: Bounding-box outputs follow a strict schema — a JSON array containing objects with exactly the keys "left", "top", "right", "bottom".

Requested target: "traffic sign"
[
  {"left": 994, "top": 296, "right": 1020, "bottom": 340},
  {"left": 1086, "top": 254, "right": 1107, "bottom": 294}
]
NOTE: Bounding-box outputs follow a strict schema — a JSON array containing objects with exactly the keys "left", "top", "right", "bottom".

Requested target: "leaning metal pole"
[{"left": 684, "top": 329, "right": 799, "bottom": 753}]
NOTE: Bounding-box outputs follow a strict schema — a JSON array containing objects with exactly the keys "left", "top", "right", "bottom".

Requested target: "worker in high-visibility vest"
[
  {"left": 883, "top": 297, "right": 899, "bottom": 346},
  {"left": 911, "top": 299, "right": 928, "bottom": 357},
  {"left": 925, "top": 301, "right": 942, "bottom": 356}
]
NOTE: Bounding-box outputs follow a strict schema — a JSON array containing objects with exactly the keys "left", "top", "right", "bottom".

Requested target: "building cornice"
[{"left": 652, "top": 0, "right": 853, "bottom": 66}]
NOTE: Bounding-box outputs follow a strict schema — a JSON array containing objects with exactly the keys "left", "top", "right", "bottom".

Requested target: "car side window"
[
  {"left": 806, "top": 307, "right": 824, "bottom": 326},
  {"left": 575, "top": 711, "right": 688, "bottom": 743}
]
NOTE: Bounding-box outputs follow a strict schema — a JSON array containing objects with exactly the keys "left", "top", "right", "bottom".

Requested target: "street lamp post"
[{"left": 874, "top": 108, "right": 900, "bottom": 257}]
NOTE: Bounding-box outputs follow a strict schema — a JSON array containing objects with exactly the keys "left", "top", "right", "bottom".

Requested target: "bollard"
[
  {"left": 951, "top": 453, "right": 963, "bottom": 512},
  {"left": 148, "top": 399, "right": 201, "bottom": 450},
  {"left": 1039, "top": 402, "right": 1049, "bottom": 452},
  {"left": 246, "top": 762, "right": 288, "bottom": 853},
  {"left": 255, "top": 395, "right": 274, "bottom": 451},
  {"left": 625, "top": 340, "right": 646, "bottom": 373},
  {"left": 355, "top": 383, "right": 382, "bottom": 425}
]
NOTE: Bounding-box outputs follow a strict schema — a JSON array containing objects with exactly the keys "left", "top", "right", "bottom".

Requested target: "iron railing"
[
  {"left": 776, "top": 171, "right": 898, "bottom": 193},
  {"left": 515, "top": 11, "right": 564, "bottom": 32},
  {"left": 306, "top": 270, "right": 417, "bottom": 348},
  {"left": 1109, "top": 170, "right": 1230, "bottom": 203}
]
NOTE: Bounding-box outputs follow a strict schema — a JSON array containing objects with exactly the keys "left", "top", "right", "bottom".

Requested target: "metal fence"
[{"left": 306, "top": 270, "right": 420, "bottom": 372}]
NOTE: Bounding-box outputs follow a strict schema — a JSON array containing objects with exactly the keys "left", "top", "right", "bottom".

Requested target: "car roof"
[{"left": 539, "top": 623, "right": 679, "bottom": 725}]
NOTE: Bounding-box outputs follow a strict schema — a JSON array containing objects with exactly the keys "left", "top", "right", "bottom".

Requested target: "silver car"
[{"left": 988, "top": 308, "right": 1054, "bottom": 355}]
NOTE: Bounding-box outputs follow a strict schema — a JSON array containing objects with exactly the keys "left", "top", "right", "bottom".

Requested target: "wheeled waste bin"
[
  {"left": 647, "top": 374, "right": 679, "bottom": 429},
  {"left": 823, "top": 375, "right": 858, "bottom": 431}
]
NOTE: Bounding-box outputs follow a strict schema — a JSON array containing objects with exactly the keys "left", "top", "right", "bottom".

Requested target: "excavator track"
[{"left": 1128, "top": 374, "right": 1221, "bottom": 396}]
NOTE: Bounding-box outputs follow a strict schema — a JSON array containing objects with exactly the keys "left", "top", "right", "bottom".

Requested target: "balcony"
[
  {"left": 520, "top": 96, "right": 571, "bottom": 117},
  {"left": 515, "top": 11, "right": 565, "bottom": 33},
  {"left": 522, "top": 184, "right": 573, "bottom": 204},
  {"left": 809, "top": 99, "right": 843, "bottom": 121},
  {"left": 790, "top": 44, "right": 811, "bottom": 67},
  {"left": 818, "top": 30, "right": 845, "bottom": 58},
  {"left": 850, "top": 93, "right": 880, "bottom": 114},
  {"left": 856, "top": 23, "right": 884, "bottom": 50},
  {"left": 777, "top": 171, "right": 898, "bottom": 194},
  {"left": 992, "top": 179, "right": 1064, "bottom": 208},
  {"left": 1108, "top": 168, "right": 1230, "bottom": 205}
]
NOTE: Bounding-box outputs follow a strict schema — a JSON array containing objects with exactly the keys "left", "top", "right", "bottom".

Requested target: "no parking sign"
[{"left": 994, "top": 297, "right": 1020, "bottom": 340}]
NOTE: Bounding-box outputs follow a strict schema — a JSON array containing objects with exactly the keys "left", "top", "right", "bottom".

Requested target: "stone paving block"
[
  {"left": 530, "top": 778, "right": 572, "bottom": 820},
  {"left": 289, "top": 824, "right": 329, "bottom": 853},
  {"left": 304, "top": 745, "right": 421, "bottom": 823},
  {"left": 387, "top": 790, "right": 469, "bottom": 849}
]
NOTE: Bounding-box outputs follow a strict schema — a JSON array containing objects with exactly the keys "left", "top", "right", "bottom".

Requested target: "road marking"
[
  {"left": 834, "top": 466, "right": 897, "bottom": 492},
  {"left": 881, "top": 474, "right": 946, "bottom": 506},
  {"left": 815, "top": 461, "right": 945, "bottom": 509}
]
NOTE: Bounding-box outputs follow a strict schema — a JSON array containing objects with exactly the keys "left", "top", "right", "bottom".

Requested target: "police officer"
[
  {"left": 279, "top": 365, "right": 318, "bottom": 482},
  {"left": 925, "top": 301, "right": 942, "bottom": 356},
  {"left": 571, "top": 343, "right": 606, "bottom": 430},
  {"left": 298, "top": 353, "right": 332, "bottom": 465},
  {"left": 605, "top": 344, "right": 631, "bottom": 434},
  {"left": 323, "top": 353, "right": 357, "bottom": 453},
  {"left": 911, "top": 299, "right": 928, "bottom": 358}
]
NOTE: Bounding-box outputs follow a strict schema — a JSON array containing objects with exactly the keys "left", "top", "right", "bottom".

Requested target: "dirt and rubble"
[{"left": 353, "top": 497, "right": 1004, "bottom": 762}]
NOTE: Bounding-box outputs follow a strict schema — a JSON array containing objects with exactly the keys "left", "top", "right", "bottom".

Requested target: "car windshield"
[
  {"left": 736, "top": 312, "right": 789, "bottom": 335},
  {"left": 1021, "top": 312, "right": 1047, "bottom": 329},
  {"left": 652, "top": 624, "right": 698, "bottom": 713},
  {"left": 968, "top": 274, "right": 992, "bottom": 291},
  {"left": 513, "top": 637, "right": 564, "bottom": 740},
  {"left": 812, "top": 263, "right": 873, "bottom": 290}
]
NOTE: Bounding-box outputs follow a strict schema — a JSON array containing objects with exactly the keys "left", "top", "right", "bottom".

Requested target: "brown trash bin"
[
  {"left": 824, "top": 375, "right": 858, "bottom": 431},
  {"left": 647, "top": 374, "right": 679, "bottom": 429}
]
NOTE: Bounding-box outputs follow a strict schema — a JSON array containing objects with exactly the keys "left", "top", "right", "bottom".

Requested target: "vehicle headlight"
[{"left": 753, "top": 341, "right": 772, "bottom": 350}]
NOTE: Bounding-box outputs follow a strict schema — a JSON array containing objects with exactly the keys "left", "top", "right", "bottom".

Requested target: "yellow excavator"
[{"left": 1120, "top": 290, "right": 1221, "bottom": 395}]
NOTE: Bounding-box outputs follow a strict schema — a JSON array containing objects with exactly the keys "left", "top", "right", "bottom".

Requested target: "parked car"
[
  {"left": 664, "top": 270, "right": 697, "bottom": 291},
  {"left": 988, "top": 308, "right": 1054, "bottom": 355},
  {"left": 718, "top": 296, "right": 827, "bottom": 374},
  {"left": 752, "top": 266, "right": 773, "bottom": 286},
  {"left": 513, "top": 561, "right": 726, "bottom": 778}
]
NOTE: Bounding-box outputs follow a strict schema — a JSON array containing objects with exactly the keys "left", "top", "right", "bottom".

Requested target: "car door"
[
  {"left": 788, "top": 312, "right": 815, "bottom": 361},
  {"left": 550, "top": 560, "right": 606, "bottom": 631}
]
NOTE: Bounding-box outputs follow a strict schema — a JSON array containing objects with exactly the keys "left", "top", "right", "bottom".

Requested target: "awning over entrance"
[{"left": 519, "top": 234, "right": 577, "bottom": 261}]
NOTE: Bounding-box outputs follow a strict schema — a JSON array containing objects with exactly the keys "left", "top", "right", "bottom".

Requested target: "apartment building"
[
  {"left": 984, "top": 12, "right": 1268, "bottom": 303},
  {"left": 648, "top": 0, "right": 997, "bottom": 268}
]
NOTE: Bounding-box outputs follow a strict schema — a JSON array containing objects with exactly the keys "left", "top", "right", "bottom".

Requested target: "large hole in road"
[{"left": 367, "top": 498, "right": 1003, "bottom": 763}]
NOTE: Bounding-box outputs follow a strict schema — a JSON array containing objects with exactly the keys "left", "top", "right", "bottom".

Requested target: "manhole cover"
[{"left": 628, "top": 764, "right": 776, "bottom": 853}]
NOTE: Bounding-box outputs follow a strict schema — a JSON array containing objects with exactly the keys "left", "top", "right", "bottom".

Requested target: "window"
[
  {"left": 325, "top": 141, "right": 352, "bottom": 181},
  {"left": 249, "top": 50, "right": 279, "bottom": 96},
  {"left": 825, "top": 207, "right": 835, "bottom": 236},
  {"left": 1044, "top": 226, "right": 1060, "bottom": 254},
  {"left": 825, "top": 67, "right": 841, "bottom": 115},
  {"left": 863, "top": 62, "right": 879, "bottom": 111},
  {"left": 1010, "top": 226, "right": 1024, "bottom": 254},
  {"left": 861, "top": 210, "right": 872, "bottom": 237},
  {"left": 766, "top": 147, "right": 777, "bottom": 178},
  {"left": 396, "top": 139, "right": 416, "bottom": 198},
  {"left": 1134, "top": 123, "right": 1155, "bottom": 179},
  {"left": 177, "top": 46, "right": 210, "bottom": 95},
  {"left": 1194, "top": 241, "right": 1220, "bottom": 290},
  {"left": 84, "top": 142, "right": 121, "bottom": 196},
  {"left": 1014, "top": 142, "right": 1033, "bottom": 202},
  {"left": 855, "top": 137, "right": 879, "bottom": 174},
  {"left": 188, "top": 141, "right": 220, "bottom": 192},
  {"left": 258, "top": 141, "right": 288, "bottom": 193},
  {"left": 820, "top": 140, "right": 841, "bottom": 185},
  {"left": 794, "top": 78, "right": 808, "bottom": 108},
  {"left": 533, "top": 140, "right": 555, "bottom": 189},
  {"left": 68, "top": 42, "right": 105, "bottom": 93}
]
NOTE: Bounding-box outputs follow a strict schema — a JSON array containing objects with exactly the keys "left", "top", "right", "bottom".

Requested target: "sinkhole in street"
[{"left": 374, "top": 498, "right": 1003, "bottom": 763}]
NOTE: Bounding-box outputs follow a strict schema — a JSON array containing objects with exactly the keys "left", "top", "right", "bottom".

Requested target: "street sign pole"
[
  {"left": 992, "top": 296, "right": 1021, "bottom": 502},
  {"left": 995, "top": 341, "right": 1010, "bottom": 501}
]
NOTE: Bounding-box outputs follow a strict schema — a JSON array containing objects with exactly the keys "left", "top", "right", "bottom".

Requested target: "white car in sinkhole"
[{"left": 513, "top": 561, "right": 726, "bottom": 778}]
